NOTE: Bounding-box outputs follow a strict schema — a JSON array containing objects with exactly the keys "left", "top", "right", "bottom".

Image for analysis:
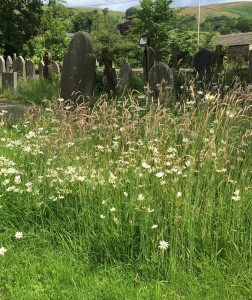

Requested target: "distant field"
[
  {"left": 68, "top": 1, "right": 252, "bottom": 21},
  {"left": 179, "top": 1, "right": 252, "bottom": 20}
]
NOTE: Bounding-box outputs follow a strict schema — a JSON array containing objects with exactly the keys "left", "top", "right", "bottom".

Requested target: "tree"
[
  {"left": 0, "top": 0, "right": 43, "bottom": 56},
  {"left": 235, "top": 17, "right": 252, "bottom": 33},
  {"left": 72, "top": 12, "right": 97, "bottom": 33}
]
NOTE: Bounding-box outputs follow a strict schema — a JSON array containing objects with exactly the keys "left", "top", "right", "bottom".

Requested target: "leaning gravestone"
[
  {"left": 52, "top": 61, "right": 60, "bottom": 75},
  {"left": 38, "top": 61, "right": 44, "bottom": 77},
  {"left": 2, "top": 72, "right": 18, "bottom": 91},
  {"left": 0, "top": 56, "right": 6, "bottom": 74},
  {"left": 25, "top": 60, "right": 36, "bottom": 79},
  {"left": 118, "top": 63, "right": 132, "bottom": 91},
  {"left": 61, "top": 31, "right": 96, "bottom": 103},
  {"left": 13, "top": 56, "right": 26, "bottom": 79},
  {"left": 148, "top": 62, "right": 174, "bottom": 101},
  {"left": 6, "top": 56, "right": 13, "bottom": 72},
  {"left": 193, "top": 48, "right": 215, "bottom": 80}
]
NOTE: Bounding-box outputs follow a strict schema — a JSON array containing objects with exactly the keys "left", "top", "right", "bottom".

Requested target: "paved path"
[{"left": 0, "top": 99, "right": 37, "bottom": 121}]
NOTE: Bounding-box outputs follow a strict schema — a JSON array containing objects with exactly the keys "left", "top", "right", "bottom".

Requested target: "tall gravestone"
[
  {"left": 38, "top": 61, "right": 44, "bottom": 77},
  {"left": 25, "top": 60, "right": 36, "bottom": 79},
  {"left": 6, "top": 56, "right": 13, "bottom": 72},
  {"left": 249, "top": 45, "right": 252, "bottom": 84},
  {"left": 118, "top": 63, "right": 132, "bottom": 91},
  {"left": 148, "top": 62, "right": 174, "bottom": 101},
  {"left": 13, "top": 56, "right": 26, "bottom": 79},
  {"left": 0, "top": 56, "right": 6, "bottom": 74},
  {"left": 193, "top": 48, "right": 215, "bottom": 80},
  {"left": 61, "top": 32, "right": 96, "bottom": 103},
  {"left": 43, "top": 50, "right": 53, "bottom": 81},
  {"left": 102, "top": 48, "right": 117, "bottom": 94},
  {"left": 143, "top": 46, "right": 155, "bottom": 81}
]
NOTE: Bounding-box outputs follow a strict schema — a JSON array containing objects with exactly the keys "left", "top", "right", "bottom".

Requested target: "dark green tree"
[
  {"left": 72, "top": 12, "right": 97, "bottom": 33},
  {"left": 235, "top": 17, "right": 252, "bottom": 33},
  {"left": 0, "top": 0, "right": 43, "bottom": 56}
]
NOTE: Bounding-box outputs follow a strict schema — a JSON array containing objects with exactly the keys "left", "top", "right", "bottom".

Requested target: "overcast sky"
[{"left": 44, "top": 0, "right": 252, "bottom": 12}]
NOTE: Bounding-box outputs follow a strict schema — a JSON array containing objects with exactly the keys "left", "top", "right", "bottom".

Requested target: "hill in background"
[{"left": 68, "top": 1, "right": 252, "bottom": 21}]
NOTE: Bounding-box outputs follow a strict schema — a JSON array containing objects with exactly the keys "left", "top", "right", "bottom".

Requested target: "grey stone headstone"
[
  {"left": 143, "top": 46, "right": 155, "bottom": 80},
  {"left": 118, "top": 63, "right": 132, "bottom": 90},
  {"left": 13, "top": 56, "right": 26, "bottom": 79},
  {"left": 60, "top": 31, "right": 96, "bottom": 103},
  {"left": 38, "top": 61, "right": 44, "bottom": 77},
  {"left": 193, "top": 48, "right": 215, "bottom": 80},
  {"left": 148, "top": 62, "right": 174, "bottom": 101},
  {"left": 0, "top": 56, "right": 6, "bottom": 73},
  {"left": 52, "top": 61, "right": 60, "bottom": 74},
  {"left": 25, "top": 60, "right": 36, "bottom": 79},
  {"left": 2, "top": 72, "right": 18, "bottom": 91},
  {"left": 6, "top": 56, "right": 13, "bottom": 72}
]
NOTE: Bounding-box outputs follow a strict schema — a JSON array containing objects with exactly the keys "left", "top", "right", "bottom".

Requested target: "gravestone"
[
  {"left": 102, "top": 48, "right": 117, "bottom": 94},
  {"left": 0, "top": 56, "right": 6, "bottom": 73},
  {"left": 61, "top": 31, "right": 96, "bottom": 103},
  {"left": 25, "top": 60, "right": 36, "bottom": 79},
  {"left": 13, "top": 56, "right": 26, "bottom": 79},
  {"left": 118, "top": 63, "right": 132, "bottom": 90},
  {"left": 6, "top": 56, "right": 13, "bottom": 72},
  {"left": 38, "top": 61, "right": 44, "bottom": 77},
  {"left": 2, "top": 72, "right": 18, "bottom": 91},
  {"left": 193, "top": 48, "right": 215, "bottom": 80},
  {"left": 43, "top": 50, "right": 52, "bottom": 81},
  {"left": 148, "top": 62, "right": 174, "bottom": 101},
  {"left": 143, "top": 46, "right": 155, "bottom": 80},
  {"left": 52, "top": 61, "right": 60, "bottom": 75},
  {"left": 215, "top": 45, "right": 225, "bottom": 73}
]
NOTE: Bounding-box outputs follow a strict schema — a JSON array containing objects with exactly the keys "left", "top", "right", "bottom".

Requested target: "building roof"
[{"left": 216, "top": 32, "right": 252, "bottom": 46}]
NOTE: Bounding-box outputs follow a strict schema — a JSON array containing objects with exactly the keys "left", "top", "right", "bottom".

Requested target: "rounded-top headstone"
[
  {"left": 193, "top": 48, "right": 214, "bottom": 79},
  {"left": 60, "top": 31, "right": 96, "bottom": 103},
  {"left": 6, "top": 56, "right": 13, "bottom": 72},
  {"left": 13, "top": 56, "right": 26, "bottom": 79},
  {"left": 148, "top": 62, "right": 173, "bottom": 101},
  {"left": 0, "top": 56, "right": 6, "bottom": 73}
]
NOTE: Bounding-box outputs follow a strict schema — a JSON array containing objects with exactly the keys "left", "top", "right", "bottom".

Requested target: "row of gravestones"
[{"left": 0, "top": 55, "right": 61, "bottom": 91}]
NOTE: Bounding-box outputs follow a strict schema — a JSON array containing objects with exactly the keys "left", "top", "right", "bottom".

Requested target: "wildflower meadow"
[{"left": 0, "top": 86, "right": 251, "bottom": 299}]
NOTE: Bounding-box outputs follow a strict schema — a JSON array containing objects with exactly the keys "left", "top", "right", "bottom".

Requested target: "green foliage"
[{"left": 0, "top": 0, "right": 43, "bottom": 56}]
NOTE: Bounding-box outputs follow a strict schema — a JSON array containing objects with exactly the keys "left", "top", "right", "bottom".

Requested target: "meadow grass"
[{"left": 0, "top": 84, "right": 251, "bottom": 299}]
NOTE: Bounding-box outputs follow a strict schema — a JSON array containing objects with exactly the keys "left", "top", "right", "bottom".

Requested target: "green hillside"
[
  {"left": 68, "top": 6, "right": 124, "bottom": 19},
  {"left": 180, "top": 1, "right": 252, "bottom": 21}
]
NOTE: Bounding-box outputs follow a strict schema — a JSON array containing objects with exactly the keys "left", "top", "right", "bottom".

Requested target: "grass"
[{"left": 0, "top": 75, "right": 251, "bottom": 298}]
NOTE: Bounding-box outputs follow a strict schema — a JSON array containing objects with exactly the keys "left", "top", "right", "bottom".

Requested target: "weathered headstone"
[
  {"left": 60, "top": 31, "right": 96, "bottom": 103},
  {"left": 25, "top": 60, "right": 36, "bottom": 79},
  {"left": 118, "top": 63, "right": 132, "bottom": 91},
  {"left": 143, "top": 46, "right": 155, "bottom": 80},
  {"left": 0, "top": 56, "right": 6, "bottom": 73},
  {"left": 6, "top": 56, "right": 13, "bottom": 72},
  {"left": 13, "top": 56, "right": 26, "bottom": 79},
  {"left": 102, "top": 48, "right": 117, "bottom": 94},
  {"left": 2, "top": 72, "right": 18, "bottom": 91},
  {"left": 215, "top": 45, "right": 225, "bottom": 73},
  {"left": 148, "top": 62, "right": 174, "bottom": 101},
  {"left": 52, "top": 61, "right": 60, "bottom": 75},
  {"left": 193, "top": 48, "right": 215, "bottom": 80},
  {"left": 43, "top": 50, "right": 53, "bottom": 81},
  {"left": 38, "top": 61, "right": 44, "bottom": 77}
]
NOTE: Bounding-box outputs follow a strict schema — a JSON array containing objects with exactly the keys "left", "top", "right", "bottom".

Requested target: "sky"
[{"left": 44, "top": 0, "right": 252, "bottom": 12}]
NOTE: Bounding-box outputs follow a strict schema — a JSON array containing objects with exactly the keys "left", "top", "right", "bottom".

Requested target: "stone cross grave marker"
[
  {"left": 0, "top": 56, "right": 6, "bottom": 74},
  {"left": 6, "top": 56, "right": 13, "bottom": 72},
  {"left": 148, "top": 62, "right": 174, "bottom": 101},
  {"left": 13, "top": 56, "right": 26, "bottom": 79},
  {"left": 25, "top": 60, "right": 36, "bottom": 79},
  {"left": 118, "top": 63, "right": 132, "bottom": 91},
  {"left": 60, "top": 31, "right": 96, "bottom": 103},
  {"left": 193, "top": 48, "right": 215, "bottom": 80}
]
